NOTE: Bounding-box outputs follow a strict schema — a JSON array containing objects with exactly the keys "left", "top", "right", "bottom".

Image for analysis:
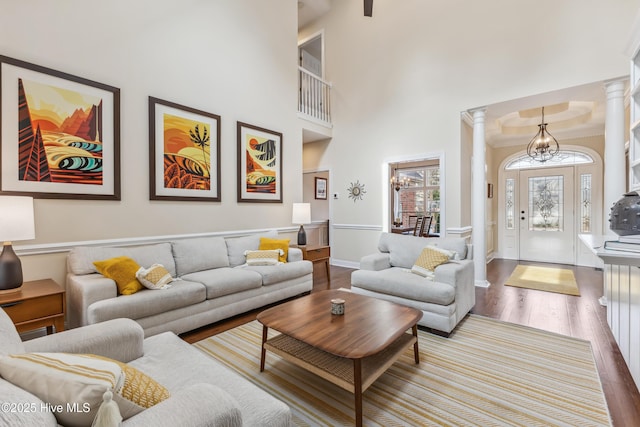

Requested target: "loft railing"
[{"left": 298, "top": 66, "right": 332, "bottom": 124}]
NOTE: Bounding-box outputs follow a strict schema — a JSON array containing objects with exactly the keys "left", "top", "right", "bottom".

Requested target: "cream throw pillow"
[
  {"left": 136, "top": 264, "right": 174, "bottom": 289},
  {"left": 244, "top": 249, "right": 283, "bottom": 266},
  {"left": 0, "top": 353, "right": 170, "bottom": 427},
  {"left": 411, "top": 245, "right": 454, "bottom": 277}
]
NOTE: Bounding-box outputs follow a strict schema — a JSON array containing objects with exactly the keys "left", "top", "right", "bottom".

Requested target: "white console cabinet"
[{"left": 597, "top": 249, "right": 640, "bottom": 391}]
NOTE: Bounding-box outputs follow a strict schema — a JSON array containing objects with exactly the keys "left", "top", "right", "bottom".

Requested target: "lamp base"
[
  {"left": 297, "top": 225, "right": 307, "bottom": 246},
  {"left": 0, "top": 243, "right": 24, "bottom": 291}
]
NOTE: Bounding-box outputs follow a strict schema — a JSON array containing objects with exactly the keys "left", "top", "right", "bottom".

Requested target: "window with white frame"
[
  {"left": 505, "top": 150, "right": 593, "bottom": 170},
  {"left": 390, "top": 163, "right": 441, "bottom": 235}
]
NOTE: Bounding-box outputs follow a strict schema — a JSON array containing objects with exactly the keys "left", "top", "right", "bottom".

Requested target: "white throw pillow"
[
  {"left": 244, "top": 249, "right": 283, "bottom": 266},
  {"left": 136, "top": 264, "right": 174, "bottom": 289}
]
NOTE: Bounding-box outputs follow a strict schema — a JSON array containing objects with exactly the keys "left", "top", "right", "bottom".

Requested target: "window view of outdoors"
[{"left": 391, "top": 165, "right": 440, "bottom": 235}]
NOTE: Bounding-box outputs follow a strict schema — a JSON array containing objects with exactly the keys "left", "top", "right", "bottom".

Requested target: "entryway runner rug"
[
  {"left": 504, "top": 265, "right": 580, "bottom": 296},
  {"left": 195, "top": 315, "right": 610, "bottom": 426}
]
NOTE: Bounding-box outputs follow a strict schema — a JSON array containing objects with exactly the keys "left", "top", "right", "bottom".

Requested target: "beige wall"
[
  {"left": 300, "top": 0, "right": 636, "bottom": 264},
  {"left": 1, "top": 0, "right": 300, "bottom": 285},
  {"left": 3, "top": 0, "right": 638, "bottom": 285}
]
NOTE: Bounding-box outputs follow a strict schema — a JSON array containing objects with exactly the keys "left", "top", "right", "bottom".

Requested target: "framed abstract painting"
[
  {"left": 237, "top": 122, "right": 282, "bottom": 203},
  {"left": 0, "top": 56, "right": 120, "bottom": 199},
  {"left": 149, "top": 97, "right": 221, "bottom": 201}
]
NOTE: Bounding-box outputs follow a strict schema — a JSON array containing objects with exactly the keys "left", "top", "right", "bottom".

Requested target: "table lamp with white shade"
[
  {"left": 0, "top": 196, "right": 35, "bottom": 291},
  {"left": 292, "top": 203, "right": 311, "bottom": 246}
]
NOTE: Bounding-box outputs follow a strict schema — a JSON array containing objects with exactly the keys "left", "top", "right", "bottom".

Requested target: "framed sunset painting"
[
  {"left": 149, "top": 97, "right": 221, "bottom": 201},
  {"left": 0, "top": 56, "right": 120, "bottom": 199},
  {"left": 237, "top": 122, "right": 282, "bottom": 203}
]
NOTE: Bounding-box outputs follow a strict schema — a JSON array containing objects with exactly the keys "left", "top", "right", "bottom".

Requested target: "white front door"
[{"left": 518, "top": 167, "right": 575, "bottom": 264}]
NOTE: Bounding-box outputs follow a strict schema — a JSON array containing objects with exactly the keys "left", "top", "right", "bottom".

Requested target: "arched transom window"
[{"left": 505, "top": 150, "right": 594, "bottom": 170}]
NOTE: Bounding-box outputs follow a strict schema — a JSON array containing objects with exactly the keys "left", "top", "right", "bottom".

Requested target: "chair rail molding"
[
  {"left": 331, "top": 223, "right": 383, "bottom": 231},
  {"left": 15, "top": 227, "right": 299, "bottom": 257}
]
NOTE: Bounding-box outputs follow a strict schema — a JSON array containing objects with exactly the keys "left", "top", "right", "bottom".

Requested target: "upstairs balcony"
[{"left": 298, "top": 66, "right": 333, "bottom": 142}]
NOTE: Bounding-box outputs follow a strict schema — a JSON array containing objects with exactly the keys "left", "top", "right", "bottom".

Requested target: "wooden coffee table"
[{"left": 257, "top": 289, "right": 422, "bottom": 427}]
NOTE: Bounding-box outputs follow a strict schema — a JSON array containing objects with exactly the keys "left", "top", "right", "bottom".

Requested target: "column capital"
[
  {"left": 603, "top": 76, "right": 628, "bottom": 88},
  {"left": 467, "top": 106, "right": 487, "bottom": 116},
  {"left": 604, "top": 77, "right": 628, "bottom": 98}
]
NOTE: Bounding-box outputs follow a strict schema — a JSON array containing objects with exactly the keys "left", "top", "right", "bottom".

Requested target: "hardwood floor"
[{"left": 181, "top": 260, "right": 640, "bottom": 426}]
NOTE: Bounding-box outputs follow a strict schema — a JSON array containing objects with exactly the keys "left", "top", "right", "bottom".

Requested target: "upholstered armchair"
[
  {"left": 351, "top": 232, "right": 475, "bottom": 335},
  {"left": 0, "top": 308, "right": 290, "bottom": 426}
]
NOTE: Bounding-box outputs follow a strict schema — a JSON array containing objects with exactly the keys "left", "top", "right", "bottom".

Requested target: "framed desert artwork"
[
  {"left": 0, "top": 55, "right": 120, "bottom": 199},
  {"left": 149, "top": 97, "right": 221, "bottom": 201},
  {"left": 237, "top": 122, "right": 282, "bottom": 203}
]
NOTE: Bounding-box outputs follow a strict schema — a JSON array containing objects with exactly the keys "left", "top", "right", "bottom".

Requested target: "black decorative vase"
[
  {"left": 297, "top": 225, "right": 307, "bottom": 246},
  {"left": 609, "top": 191, "right": 640, "bottom": 236},
  {"left": 0, "top": 244, "right": 23, "bottom": 291}
]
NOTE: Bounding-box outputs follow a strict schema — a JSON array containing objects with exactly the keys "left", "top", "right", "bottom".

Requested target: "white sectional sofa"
[
  {"left": 350, "top": 232, "right": 475, "bottom": 335},
  {"left": 67, "top": 230, "right": 313, "bottom": 336},
  {"left": 0, "top": 309, "right": 290, "bottom": 426}
]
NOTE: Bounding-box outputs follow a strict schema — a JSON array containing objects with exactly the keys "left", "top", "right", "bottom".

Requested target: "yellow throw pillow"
[
  {"left": 259, "top": 237, "right": 290, "bottom": 263},
  {"left": 411, "top": 246, "right": 452, "bottom": 277},
  {"left": 98, "top": 355, "right": 170, "bottom": 413},
  {"left": 94, "top": 256, "right": 144, "bottom": 295},
  {"left": 0, "top": 353, "right": 170, "bottom": 426}
]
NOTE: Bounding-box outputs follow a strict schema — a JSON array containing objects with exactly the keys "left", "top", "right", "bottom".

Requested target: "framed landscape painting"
[
  {"left": 149, "top": 97, "right": 221, "bottom": 201},
  {"left": 0, "top": 56, "right": 120, "bottom": 199},
  {"left": 237, "top": 122, "right": 282, "bottom": 203}
]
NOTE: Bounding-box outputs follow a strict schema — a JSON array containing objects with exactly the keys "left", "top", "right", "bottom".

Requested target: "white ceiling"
[
  {"left": 298, "top": 1, "right": 623, "bottom": 148},
  {"left": 481, "top": 79, "right": 619, "bottom": 148}
]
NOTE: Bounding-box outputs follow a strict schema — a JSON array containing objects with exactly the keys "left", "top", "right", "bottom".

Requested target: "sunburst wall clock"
[{"left": 347, "top": 180, "right": 366, "bottom": 202}]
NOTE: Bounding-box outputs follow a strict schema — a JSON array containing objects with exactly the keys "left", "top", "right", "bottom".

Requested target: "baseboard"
[
  {"left": 330, "top": 258, "right": 359, "bottom": 269},
  {"left": 474, "top": 279, "right": 491, "bottom": 288}
]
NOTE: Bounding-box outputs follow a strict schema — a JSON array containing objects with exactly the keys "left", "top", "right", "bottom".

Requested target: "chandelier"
[
  {"left": 526, "top": 107, "right": 559, "bottom": 163},
  {"left": 390, "top": 169, "right": 409, "bottom": 191}
]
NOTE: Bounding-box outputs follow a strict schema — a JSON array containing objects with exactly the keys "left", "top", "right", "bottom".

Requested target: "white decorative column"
[
  {"left": 604, "top": 79, "right": 627, "bottom": 236},
  {"left": 600, "top": 78, "right": 627, "bottom": 306},
  {"left": 471, "top": 107, "right": 490, "bottom": 287}
]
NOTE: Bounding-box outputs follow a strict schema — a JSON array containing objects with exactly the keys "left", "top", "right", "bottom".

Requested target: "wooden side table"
[
  {"left": 0, "top": 279, "right": 65, "bottom": 334},
  {"left": 299, "top": 245, "right": 331, "bottom": 282}
]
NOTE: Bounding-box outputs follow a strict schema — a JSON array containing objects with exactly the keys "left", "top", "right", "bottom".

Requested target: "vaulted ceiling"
[{"left": 297, "top": 1, "right": 620, "bottom": 148}]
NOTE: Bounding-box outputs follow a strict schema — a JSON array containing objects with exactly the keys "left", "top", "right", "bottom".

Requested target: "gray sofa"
[
  {"left": 351, "top": 232, "right": 475, "bottom": 334},
  {"left": 0, "top": 308, "right": 290, "bottom": 426},
  {"left": 67, "top": 230, "right": 313, "bottom": 336}
]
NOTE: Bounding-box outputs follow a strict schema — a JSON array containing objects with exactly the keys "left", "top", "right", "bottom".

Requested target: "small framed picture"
[
  {"left": 487, "top": 183, "right": 494, "bottom": 199},
  {"left": 315, "top": 177, "right": 327, "bottom": 200}
]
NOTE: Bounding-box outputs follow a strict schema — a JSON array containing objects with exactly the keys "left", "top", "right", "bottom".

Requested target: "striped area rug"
[{"left": 194, "top": 315, "right": 611, "bottom": 426}]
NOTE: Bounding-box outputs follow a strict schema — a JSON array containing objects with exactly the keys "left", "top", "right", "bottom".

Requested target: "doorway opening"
[
  {"left": 497, "top": 147, "right": 602, "bottom": 266},
  {"left": 302, "top": 169, "right": 330, "bottom": 246},
  {"left": 384, "top": 153, "right": 444, "bottom": 236},
  {"left": 298, "top": 31, "right": 330, "bottom": 123},
  {"left": 299, "top": 32, "right": 323, "bottom": 77}
]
